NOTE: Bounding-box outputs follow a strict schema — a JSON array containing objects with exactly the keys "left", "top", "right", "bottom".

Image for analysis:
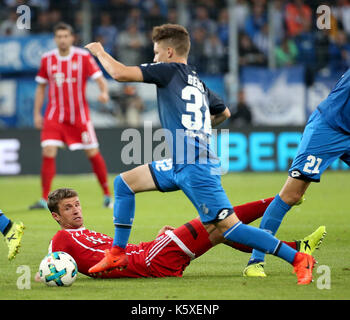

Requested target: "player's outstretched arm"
[{"left": 85, "top": 42, "right": 143, "bottom": 82}]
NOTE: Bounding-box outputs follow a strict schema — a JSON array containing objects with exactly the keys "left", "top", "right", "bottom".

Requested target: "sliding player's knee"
[{"left": 114, "top": 175, "right": 135, "bottom": 198}]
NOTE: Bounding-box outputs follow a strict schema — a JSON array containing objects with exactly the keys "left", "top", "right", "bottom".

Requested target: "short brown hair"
[
  {"left": 152, "top": 24, "right": 190, "bottom": 58},
  {"left": 53, "top": 22, "right": 74, "bottom": 35},
  {"left": 47, "top": 188, "right": 78, "bottom": 214}
]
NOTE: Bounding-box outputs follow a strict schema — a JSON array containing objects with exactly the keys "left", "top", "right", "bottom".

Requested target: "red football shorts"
[
  {"left": 147, "top": 218, "right": 213, "bottom": 277},
  {"left": 41, "top": 119, "right": 99, "bottom": 150}
]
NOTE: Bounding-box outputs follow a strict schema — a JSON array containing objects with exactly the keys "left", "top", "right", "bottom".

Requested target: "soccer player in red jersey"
[
  {"left": 35, "top": 188, "right": 325, "bottom": 280},
  {"left": 30, "top": 22, "right": 111, "bottom": 210}
]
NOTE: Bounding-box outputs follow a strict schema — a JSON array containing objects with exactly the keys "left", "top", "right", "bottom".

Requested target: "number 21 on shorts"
[{"left": 303, "top": 155, "right": 323, "bottom": 174}]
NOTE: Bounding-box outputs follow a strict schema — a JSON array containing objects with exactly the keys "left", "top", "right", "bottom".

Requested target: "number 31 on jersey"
[{"left": 181, "top": 85, "right": 211, "bottom": 135}]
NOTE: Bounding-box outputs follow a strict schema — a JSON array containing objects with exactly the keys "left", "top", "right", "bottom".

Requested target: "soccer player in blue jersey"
[
  {"left": 85, "top": 24, "right": 315, "bottom": 284},
  {"left": 244, "top": 69, "right": 350, "bottom": 277}
]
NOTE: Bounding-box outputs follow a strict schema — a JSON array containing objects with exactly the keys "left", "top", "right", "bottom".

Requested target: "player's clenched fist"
[{"left": 85, "top": 42, "right": 105, "bottom": 57}]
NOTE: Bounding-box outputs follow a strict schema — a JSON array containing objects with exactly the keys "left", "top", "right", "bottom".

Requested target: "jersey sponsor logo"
[
  {"left": 53, "top": 72, "right": 77, "bottom": 86},
  {"left": 85, "top": 235, "right": 107, "bottom": 245},
  {"left": 54, "top": 72, "right": 65, "bottom": 87}
]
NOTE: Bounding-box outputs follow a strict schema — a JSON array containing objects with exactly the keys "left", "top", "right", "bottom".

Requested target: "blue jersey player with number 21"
[
  {"left": 85, "top": 24, "right": 315, "bottom": 284},
  {"left": 244, "top": 69, "right": 350, "bottom": 277}
]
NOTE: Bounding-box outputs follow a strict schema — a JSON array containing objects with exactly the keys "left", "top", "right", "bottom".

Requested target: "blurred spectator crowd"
[{"left": 1, "top": 0, "right": 350, "bottom": 78}]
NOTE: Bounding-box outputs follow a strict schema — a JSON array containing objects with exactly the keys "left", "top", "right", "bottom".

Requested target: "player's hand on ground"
[
  {"left": 34, "top": 113, "right": 43, "bottom": 129},
  {"left": 34, "top": 272, "right": 41, "bottom": 282},
  {"left": 157, "top": 225, "right": 175, "bottom": 236},
  {"left": 84, "top": 42, "right": 105, "bottom": 57},
  {"left": 98, "top": 92, "right": 109, "bottom": 104}
]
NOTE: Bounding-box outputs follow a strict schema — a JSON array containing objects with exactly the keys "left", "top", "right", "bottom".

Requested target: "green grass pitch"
[{"left": 0, "top": 171, "right": 349, "bottom": 300}]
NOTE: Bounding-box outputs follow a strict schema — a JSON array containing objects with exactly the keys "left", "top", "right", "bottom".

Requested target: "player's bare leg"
[
  {"left": 279, "top": 177, "right": 310, "bottom": 206},
  {"left": 85, "top": 147, "right": 112, "bottom": 208},
  {"left": 122, "top": 164, "right": 157, "bottom": 193},
  {"left": 29, "top": 145, "right": 58, "bottom": 210}
]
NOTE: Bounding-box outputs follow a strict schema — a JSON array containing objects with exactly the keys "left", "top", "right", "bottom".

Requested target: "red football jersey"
[
  {"left": 49, "top": 219, "right": 213, "bottom": 279},
  {"left": 49, "top": 228, "right": 151, "bottom": 278},
  {"left": 35, "top": 46, "right": 102, "bottom": 125}
]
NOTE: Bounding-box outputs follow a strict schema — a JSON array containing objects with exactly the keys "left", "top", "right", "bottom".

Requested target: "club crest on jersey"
[{"left": 200, "top": 203, "right": 209, "bottom": 215}]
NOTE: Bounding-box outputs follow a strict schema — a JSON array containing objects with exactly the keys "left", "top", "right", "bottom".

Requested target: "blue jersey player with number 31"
[{"left": 85, "top": 24, "right": 315, "bottom": 284}]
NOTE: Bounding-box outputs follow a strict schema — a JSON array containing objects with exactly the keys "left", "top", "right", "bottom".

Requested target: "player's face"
[
  {"left": 153, "top": 41, "right": 171, "bottom": 63},
  {"left": 54, "top": 30, "right": 74, "bottom": 52},
  {"left": 54, "top": 196, "right": 84, "bottom": 229}
]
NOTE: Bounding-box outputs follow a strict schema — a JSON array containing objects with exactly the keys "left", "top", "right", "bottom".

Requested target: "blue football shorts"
[
  {"left": 148, "top": 159, "right": 233, "bottom": 224},
  {"left": 289, "top": 108, "right": 350, "bottom": 182}
]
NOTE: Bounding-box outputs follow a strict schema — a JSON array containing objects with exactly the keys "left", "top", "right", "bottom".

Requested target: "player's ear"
[
  {"left": 167, "top": 47, "right": 174, "bottom": 59},
  {"left": 51, "top": 211, "right": 60, "bottom": 224}
]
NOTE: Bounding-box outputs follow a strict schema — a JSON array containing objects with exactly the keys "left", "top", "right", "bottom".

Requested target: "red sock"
[
  {"left": 225, "top": 197, "right": 297, "bottom": 253},
  {"left": 233, "top": 197, "right": 275, "bottom": 224},
  {"left": 89, "top": 152, "right": 110, "bottom": 196},
  {"left": 41, "top": 156, "right": 56, "bottom": 200}
]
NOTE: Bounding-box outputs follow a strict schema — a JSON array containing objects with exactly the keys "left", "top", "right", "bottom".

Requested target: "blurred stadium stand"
[
  {"left": 0, "top": 0, "right": 350, "bottom": 128},
  {"left": 0, "top": 0, "right": 349, "bottom": 129},
  {"left": 1, "top": 0, "right": 349, "bottom": 175}
]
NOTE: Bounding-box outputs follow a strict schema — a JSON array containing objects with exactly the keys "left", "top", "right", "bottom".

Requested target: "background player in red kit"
[
  {"left": 30, "top": 22, "right": 111, "bottom": 210},
  {"left": 35, "top": 188, "right": 325, "bottom": 280}
]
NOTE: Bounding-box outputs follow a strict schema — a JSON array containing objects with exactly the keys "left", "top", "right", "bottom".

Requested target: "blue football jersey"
[
  {"left": 318, "top": 68, "right": 350, "bottom": 134},
  {"left": 140, "top": 62, "right": 226, "bottom": 168}
]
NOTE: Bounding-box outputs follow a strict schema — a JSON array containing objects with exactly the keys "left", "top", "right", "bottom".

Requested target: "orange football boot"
[
  {"left": 292, "top": 252, "right": 316, "bottom": 285},
  {"left": 88, "top": 246, "right": 128, "bottom": 274}
]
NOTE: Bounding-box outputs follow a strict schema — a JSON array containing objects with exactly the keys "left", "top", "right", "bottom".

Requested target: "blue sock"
[
  {"left": 0, "top": 210, "right": 11, "bottom": 235},
  {"left": 224, "top": 221, "right": 296, "bottom": 264},
  {"left": 112, "top": 175, "right": 135, "bottom": 249},
  {"left": 249, "top": 194, "right": 291, "bottom": 264}
]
